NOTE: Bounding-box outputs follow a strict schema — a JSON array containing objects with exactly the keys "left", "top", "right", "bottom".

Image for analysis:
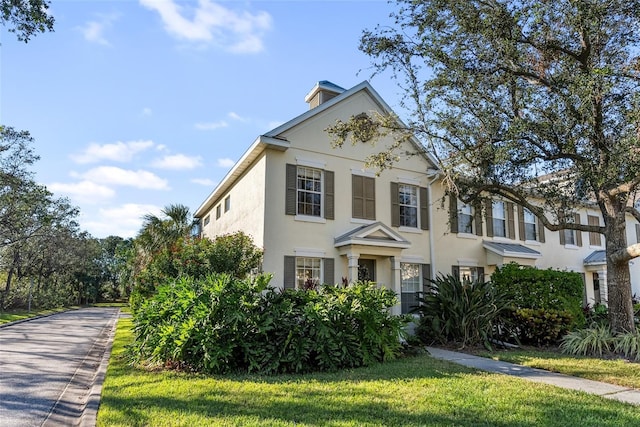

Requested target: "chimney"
[{"left": 304, "top": 81, "right": 345, "bottom": 109}]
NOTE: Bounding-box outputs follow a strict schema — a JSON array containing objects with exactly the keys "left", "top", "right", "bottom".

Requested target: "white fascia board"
[
  {"left": 334, "top": 238, "right": 411, "bottom": 249},
  {"left": 194, "top": 135, "right": 289, "bottom": 218}
]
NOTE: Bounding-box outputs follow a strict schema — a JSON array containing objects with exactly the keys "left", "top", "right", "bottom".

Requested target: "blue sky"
[{"left": 2, "top": 0, "right": 403, "bottom": 238}]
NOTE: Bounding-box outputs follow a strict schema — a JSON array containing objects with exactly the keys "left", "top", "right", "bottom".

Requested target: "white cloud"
[
  {"left": 228, "top": 111, "right": 247, "bottom": 121},
  {"left": 81, "top": 166, "right": 169, "bottom": 190},
  {"left": 139, "top": 0, "right": 272, "bottom": 53},
  {"left": 152, "top": 154, "right": 203, "bottom": 170},
  {"left": 192, "top": 178, "right": 216, "bottom": 186},
  {"left": 78, "top": 14, "right": 117, "bottom": 46},
  {"left": 47, "top": 180, "right": 115, "bottom": 204},
  {"left": 217, "top": 158, "right": 235, "bottom": 168},
  {"left": 195, "top": 120, "right": 228, "bottom": 130},
  {"left": 85, "top": 203, "right": 164, "bottom": 238},
  {"left": 71, "top": 140, "right": 154, "bottom": 164},
  {"left": 142, "top": 107, "right": 153, "bottom": 116}
]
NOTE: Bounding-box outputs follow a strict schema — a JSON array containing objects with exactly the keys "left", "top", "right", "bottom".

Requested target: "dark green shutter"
[
  {"left": 364, "top": 177, "right": 376, "bottom": 220},
  {"left": 420, "top": 187, "right": 429, "bottom": 230},
  {"left": 507, "top": 202, "right": 515, "bottom": 239},
  {"left": 285, "top": 164, "right": 297, "bottom": 215},
  {"left": 324, "top": 170, "right": 334, "bottom": 220},
  {"left": 575, "top": 213, "right": 582, "bottom": 247},
  {"left": 474, "top": 203, "right": 483, "bottom": 236},
  {"left": 323, "top": 258, "right": 335, "bottom": 285},
  {"left": 517, "top": 205, "right": 525, "bottom": 241},
  {"left": 352, "top": 175, "right": 364, "bottom": 218},
  {"left": 284, "top": 256, "right": 295, "bottom": 289},
  {"left": 451, "top": 265, "right": 460, "bottom": 279},
  {"left": 449, "top": 195, "right": 458, "bottom": 233},
  {"left": 538, "top": 217, "right": 545, "bottom": 242},
  {"left": 485, "top": 200, "right": 494, "bottom": 237},
  {"left": 477, "top": 267, "right": 485, "bottom": 283},
  {"left": 391, "top": 182, "right": 400, "bottom": 227},
  {"left": 353, "top": 175, "right": 375, "bottom": 220},
  {"left": 421, "top": 264, "right": 431, "bottom": 294}
]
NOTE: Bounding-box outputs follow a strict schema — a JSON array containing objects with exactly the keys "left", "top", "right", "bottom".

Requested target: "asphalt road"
[{"left": 0, "top": 307, "right": 119, "bottom": 427}]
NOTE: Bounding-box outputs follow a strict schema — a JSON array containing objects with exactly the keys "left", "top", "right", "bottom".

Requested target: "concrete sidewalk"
[{"left": 427, "top": 347, "right": 640, "bottom": 406}]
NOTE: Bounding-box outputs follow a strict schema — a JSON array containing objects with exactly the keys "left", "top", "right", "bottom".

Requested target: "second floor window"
[
  {"left": 297, "top": 166, "right": 322, "bottom": 217},
  {"left": 523, "top": 208, "right": 537, "bottom": 241},
  {"left": 458, "top": 203, "right": 473, "bottom": 234},
  {"left": 399, "top": 184, "right": 418, "bottom": 227},
  {"left": 492, "top": 201, "right": 507, "bottom": 237}
]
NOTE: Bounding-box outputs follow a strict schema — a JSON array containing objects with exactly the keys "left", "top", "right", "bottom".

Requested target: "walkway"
[{"left": 427, "top": 346, "right": 640, "bottom": 406}]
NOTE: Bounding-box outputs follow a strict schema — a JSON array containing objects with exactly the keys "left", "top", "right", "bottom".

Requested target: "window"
[
  {"left": 452, "top": 265, "right": 484, "bottom": 283},
  {"left": 296, "top": 257, "right": 321, "bottom": 289},
  {"left": 203, "top": 215, "right": 210, "bottom": 226},
  {"left": 492, "top": 201, "right": 507, "bottom": 237},
  {"left": 564, "top": 229, "right": 577, "bottom": 245},
  {"left": 588, "top": 215, "right": 602, "bottom": 246},
  {"left": 458, "top": 203, "right": 474, "bottom": 234},
  {"left": 352, "top": 174, "right": 376, "bottom": 220},
  {"left": 216, "top": 205, "right": 221, "bottom": 219},
  {"left": 284, "top": 256, "right": 334, "bottom": 289},
  {"left": 561, "top": 213, "right": 582, "bottom": 246},
  {"left": 286, "top": 164, "right": 334, "bottom": 220},
  {"left": 224, "top": 196, "right": 231, "bottom": 212},
  {"left": 401, "top": 263, "right": 421, "bottom": 314},
  {"left": 399, "top": 184, "right": 418, "bottom": 227},
  {"left": 523, "top": 208, "right": 537, "bottom": 241}
]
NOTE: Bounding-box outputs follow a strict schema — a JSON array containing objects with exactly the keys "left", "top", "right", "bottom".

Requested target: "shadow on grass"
[{"left": 99, "top": 354, "right": 640, "bottom": 427}]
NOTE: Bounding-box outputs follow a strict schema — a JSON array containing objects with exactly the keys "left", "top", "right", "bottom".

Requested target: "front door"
[{"left": 358, "top": 259, "right": 376, "bottom": 282}]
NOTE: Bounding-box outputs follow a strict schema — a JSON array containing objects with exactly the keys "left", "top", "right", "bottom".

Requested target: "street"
[{"left": 0, "top": 307, "right": 119, "bottom": 426}]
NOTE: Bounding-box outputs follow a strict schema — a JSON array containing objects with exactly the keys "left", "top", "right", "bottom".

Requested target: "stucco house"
[{"left": 195, "top": 80, "right": 640, "bottom": 313}]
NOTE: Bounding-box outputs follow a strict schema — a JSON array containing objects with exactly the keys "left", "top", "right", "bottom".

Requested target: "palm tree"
[{"left": 135, "top": 204, "right": 198, "bottom": 265}]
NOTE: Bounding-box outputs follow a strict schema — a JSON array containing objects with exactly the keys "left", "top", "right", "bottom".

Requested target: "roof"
[
  {"left": 482, "top": 241, "right": 542, "bottom": 259},
  {"left": 584, "top": 250, "right": 607, "bottom": 265},
  {"left": 195, "top": 80, "right": 440, "bottom": 218},
  {"left": 334, "top": 222, "right": 410, "bottom": 249}
]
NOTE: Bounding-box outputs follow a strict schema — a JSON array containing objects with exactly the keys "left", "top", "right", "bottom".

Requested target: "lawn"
[
  {"left": 97, "top": 319, "right": 640, "bottom": 427},
  {"left": 0, "top": 306, "right": 78, "bottom": 325},
  {"left": 478, "top": 348, "right": 640, "bottom": 389}
]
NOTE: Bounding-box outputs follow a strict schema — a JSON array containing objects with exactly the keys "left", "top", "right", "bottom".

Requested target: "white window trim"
[
  {"left": 351, "top": 168, "right": 376, "bottom": 178},
  {"left": 401, "top": 255, "right": 426, "bottom": 264},
  {"left": 294, "top": 248, "right": 326, "bottom": 257},
  {"left": 456, "top": 258, "right": 479, "bottom": 267},
  {"left": 296, "top": 157, "right": 326, "bottom": 169},
  {"left": 525, "top": 240, "right": 541, "bottom": 246},
  {"left": 399, "top": 226, "right": 422, "bottom": 234},
  {"left": 397, "top": 176, "right": 421, "bottom": 186},
  {"left": 456, "top": 232, "right": 478, "bottom": 240},
  {"left": 294, "top": 215, "right": 327, "bottom": 224}
]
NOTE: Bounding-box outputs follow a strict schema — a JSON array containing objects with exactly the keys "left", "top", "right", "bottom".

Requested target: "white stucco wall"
[{"left": 200, "top": 153, "right": 267, "bottom": 248}]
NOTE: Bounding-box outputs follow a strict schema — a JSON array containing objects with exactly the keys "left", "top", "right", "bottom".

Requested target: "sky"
[{"left": 1, "top": 0, "right": 405, "bottom": 239}]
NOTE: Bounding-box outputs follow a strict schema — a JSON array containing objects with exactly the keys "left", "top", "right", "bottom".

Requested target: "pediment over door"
[{"left": 334, "top": 222, "right": 410, "bottom": 249}]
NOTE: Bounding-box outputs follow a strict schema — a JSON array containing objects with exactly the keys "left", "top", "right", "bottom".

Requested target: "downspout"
[{"left": 426, "top": 169, "right": 441, "bottom": 280}]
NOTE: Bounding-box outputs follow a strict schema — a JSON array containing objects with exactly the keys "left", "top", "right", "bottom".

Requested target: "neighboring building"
[{"left": 195, "top": 80, "right": 640, "bottom": 313}]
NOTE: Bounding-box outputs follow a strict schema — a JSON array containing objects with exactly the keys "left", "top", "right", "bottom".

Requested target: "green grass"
[
  {"left": 478, "top": 348, "right": 640, "bottom": 389},
  {"left": 97, "top": 319, "right": 640, "bottom": 427},
  {"left": 0, "top": 306, "right": 79, "bottom": 325}
]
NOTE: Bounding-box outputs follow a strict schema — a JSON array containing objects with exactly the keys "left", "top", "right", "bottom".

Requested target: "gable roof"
[
  {"left": 334, "top": 222, "right": 410, "bottom": 249},
  {"left": 195, "top": 81, "right": 439, "bottom": 218}
]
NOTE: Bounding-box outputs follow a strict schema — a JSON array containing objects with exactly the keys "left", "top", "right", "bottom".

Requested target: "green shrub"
[
  {"left": 506, "top": 308, "right": 574, "bottom": 345},
  {"left": 614, "top": 330, "right": 640, "bottom": 361},
  {"left": 560, "top": 323, "right": 615, "bottom": 356},
  {"left": 413, "top": 274, "right": 508, "bottom": 349},
  {"left": 130, "top": 275, "right": 408, "bottom": 374}
]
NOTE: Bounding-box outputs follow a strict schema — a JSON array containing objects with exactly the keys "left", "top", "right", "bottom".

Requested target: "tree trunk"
[{"left": 605, "top": 218, "right": 636, "bottom": 333}]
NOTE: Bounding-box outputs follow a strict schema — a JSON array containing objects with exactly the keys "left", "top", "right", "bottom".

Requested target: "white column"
[
  {"left": 347, "top": 254, "right": 359, "bottom": 284},
  {"left": 599, "top": 269, "right": 608, "bottom": 305},
  {"left": 390, "top": 257, "right": 402, "bottom": 316}
]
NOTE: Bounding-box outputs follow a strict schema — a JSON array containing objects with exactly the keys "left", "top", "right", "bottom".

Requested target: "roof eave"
[{"left": 194, "top": 136, "right": 290, "bottom": 218}]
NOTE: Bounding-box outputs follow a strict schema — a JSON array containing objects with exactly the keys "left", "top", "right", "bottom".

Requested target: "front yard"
[{"left": 97, "top": 318, "right": 640, "bottom": 427}]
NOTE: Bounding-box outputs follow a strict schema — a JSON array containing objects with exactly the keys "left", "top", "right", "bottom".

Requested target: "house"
[
  {"left": 195, "top": 80, "right": 640, "bottom": 313},
  {"left": 195, "top": 81, "right": 438, "bottom": 315}
]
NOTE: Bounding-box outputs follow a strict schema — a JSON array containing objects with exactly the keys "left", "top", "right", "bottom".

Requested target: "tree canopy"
[
  {"left": 328, "top": 0, "right": 640, "bottom": 332},
  {"left": 1, "top": 0, "right": 54, "bottom": 42}
]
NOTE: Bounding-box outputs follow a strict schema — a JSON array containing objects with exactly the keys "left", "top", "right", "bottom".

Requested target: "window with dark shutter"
[{"left": 352, "top": 175, "right": 375, "bottom": 220}]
